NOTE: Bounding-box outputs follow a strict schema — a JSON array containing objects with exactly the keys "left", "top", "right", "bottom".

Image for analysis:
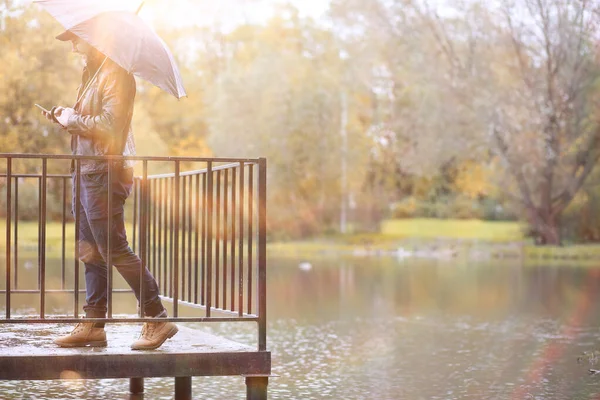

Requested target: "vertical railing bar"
[
  {"left": 13, "top": 175, "right": 18, "bottom": 290},
  {"left": 37, "top": 177, "right": 41, "bottom": 290},
  {"left": 132, "top": 177, "right": 138, "bottom": 253},
  {"left": 152, "top": 179, "right": 157, "bottom": 280},
  {"left": 230, "top": 167, "right": 237, "bottom": 312},
  {"left": 173, "top": 161, "right": 181, "bottom": 317},
  {"left": 169, "top": 176, "right": 174, "bottom": 298},
  {"left": 145, "top": 176, "right": 151, "bottom": 276},
  {"left": 107, "top": 162, "right": 113, "bottom": 318},
  {"left": 139, "top": 160, "right": 148, "bottom": 317},
  {"left": 181, "top": 173, "right": 187, "bottom": 303},
  {"left": 215, "top": 170, "right": 221, "bottom": 309},
  {"left": 201, "top": 173, "right": 206, "bottom": 305},
  {"left": 157, "top": 178, "right": 163, "bottom": 291},
  {"left": 5, "top": 157, "right": 12, "bottom": 319},
  {"left": 206, "top": 162, "right": 214, "bottom": 317},
  {"left": 247, "top": 164, "right": 254, "bottom": 315},
  {"left": 223, "top": 169, "right": 229, "bottom": 310},
  {"left": 74, "top": 160, "right": 81, "bottom": 317},
  {"left": 187, "top": 175, "right": 193, "bottom": 303},
  {"left": 238, "top": 162, "right": 244, "bottom": 317},
  {"left": 61, "top": 177, "right": 66, "bottom": 290},
  {"left": 40, "top": 158, "right": 47, "bottom": 318},
  {"left": 163, "top": 178, "right": 169, "bottom": 296},
  {"left": 194, "top": 173, "right": 200, "bottom": 304},
  {"left": 258, "top": 158, "right": 267, "bottom": 351}
]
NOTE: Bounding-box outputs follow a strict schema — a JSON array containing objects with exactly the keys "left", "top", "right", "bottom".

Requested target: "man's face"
[{"left": 70, "top": 38, "right": 95, "bottom": 64}]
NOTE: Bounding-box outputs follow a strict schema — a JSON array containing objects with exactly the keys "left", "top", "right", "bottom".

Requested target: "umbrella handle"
[
  {"left": 136, "top": 2, "right": 145, "bottom": 14},
  {"left": 73, "top": 56, "right": 109, "bottom": 110}
]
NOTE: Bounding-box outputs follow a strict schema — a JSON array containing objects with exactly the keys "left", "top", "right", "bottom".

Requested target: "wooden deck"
[{"left": 0, "top": 323, "right": 271, "bottom": 399}]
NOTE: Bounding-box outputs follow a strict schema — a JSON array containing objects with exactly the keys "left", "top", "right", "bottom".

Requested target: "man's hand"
[
  {"left": 53, "top": 107, "right": 76, "bottom": 127},
  {"left": 41, "top": 108, "right": 54, "bottom": 122}
]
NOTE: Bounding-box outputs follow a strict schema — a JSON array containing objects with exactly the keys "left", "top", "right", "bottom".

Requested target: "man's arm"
[{"left": 65, "top": 69, "right": 136, "bottom": 148}]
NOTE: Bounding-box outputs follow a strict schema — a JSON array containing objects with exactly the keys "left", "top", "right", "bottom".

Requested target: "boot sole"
[
  {"left": 55, "top": 340, "right": 108, "bottom": 348},
  {"left": 131, "top": 325, "right": 179, "bottom": 351}
]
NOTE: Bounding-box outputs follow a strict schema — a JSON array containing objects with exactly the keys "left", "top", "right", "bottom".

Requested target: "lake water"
[{"left": 2, "top": 255, "right": 600, "bottom": 399}]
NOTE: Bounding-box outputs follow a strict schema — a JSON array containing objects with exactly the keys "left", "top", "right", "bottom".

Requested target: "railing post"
[
  {"left": 163, "top": 178, "right": 169, "bottom": 296},
  {"left": 139, "top": 160, "right": 148, "bottom": 317},
  {"left": 174, "top": 376, "right": 192, "bottom": 400},
  {"left": 181, "top": 174, "right": 187, "bottom": 302},
  {"left": 132, "top": 177, "right": 138, "bottom": 254},
  {"left": 238, "top": 162, "right": 244, "bottom": 316},
  {"left": 194, "top": 173, "right": 200, "bottom": 304},
  {"left": 5, "top": 157, "right": 11, "bottom": 319},
  {"left": 13, "top": 175, "right": 18, "bottom": 290},
  {"left": 130, "top": 377, "right": 144, "bottom": 394},
  {"left": 257, "top": 158, "right": 267, "bottom": 351},
  {"left": 74, "top": 160, "right": 81, "bottom": 317},
  {"left": 173, "top": 161, "right": 180, "bottom": 317},
  {"left": 206, "top": 162, "right": 213, "bottom": 317},
  {"left": 201, "top": 173, "right": 206, "bottom": 305},
  {"left": 107, "top": 161, "right": 113, "bottom": 318},
  {"left": 158, "top": 178, "right": 164, "bottom": 293},
  {"left": 247, "top": 164, "right": 253, "bottom": 315},
  {"left": 215, "top": 170, "right": 221, "bottom": 309},
  {"left": 61, "top": 177, "right": 67, "bottom": 290},
  {"left": 246, "top": 376, "right": 268, "bottom": 400},
  {"left": 230, "top": 167, "right": 236, "bottom": 312},
  {"left": 40, "top": 158, "right": 47, "bottom": 318},
  {"left": 223, "top": 169, "right": 229, "bottom": 309}
]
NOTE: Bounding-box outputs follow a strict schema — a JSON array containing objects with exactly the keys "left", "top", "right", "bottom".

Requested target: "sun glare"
[{"left": 125, "top": 0, "right": 329, "bottom": 31}]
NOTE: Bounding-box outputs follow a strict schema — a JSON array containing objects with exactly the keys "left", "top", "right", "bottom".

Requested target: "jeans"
[{"left": 73, "top": 168, "right": 164, "bottom": 319}]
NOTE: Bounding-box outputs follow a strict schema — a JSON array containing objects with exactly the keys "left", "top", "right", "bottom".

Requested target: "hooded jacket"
[{"left": 66, "top": 58, "right": 136, "bottom": 174}]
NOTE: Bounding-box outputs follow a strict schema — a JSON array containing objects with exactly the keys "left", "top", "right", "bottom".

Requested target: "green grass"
[
  {"left": 268, "top": 218, "right": 527, "bottom": 257},
  {"left": 7, "top": 218, "right": 600, "bottom": 264},
  {"left": 0, "top": 220, "right": 132, "bottom": 258},
  {"left": 380, "top": 218, "right": 525, "bottom": 242},
  {"left": 0, "top": 220, "right": 72, "bottom": 254}
]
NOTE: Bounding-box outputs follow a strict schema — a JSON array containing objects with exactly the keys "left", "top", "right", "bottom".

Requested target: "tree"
[
  {"left": 493, "top": 0, "right": 600, "bottom": 244},
  {"left": 330, "top": 0, "right": 494, "bottom": 225},
  {"left": 335, "top": 0, "right": 600, "bottom": 244},
  {"left": 0, "top": 0, "right": 80, "bottom": 164},
  {"left": 420, "top": 0, "right": 600, "bottom": 244},
  {"left": 197, "top": 6, "right": 371, "bottom": 237}
]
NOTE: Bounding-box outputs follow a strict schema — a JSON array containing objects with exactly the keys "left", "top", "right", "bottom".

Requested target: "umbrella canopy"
[{"left": 34, "top": 0, "right": 186, "bottom": 99}]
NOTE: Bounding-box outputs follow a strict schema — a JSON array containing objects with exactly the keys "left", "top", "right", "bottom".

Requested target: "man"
[{"left": 42, "top": 30, "right": 177, "bottom": 350}]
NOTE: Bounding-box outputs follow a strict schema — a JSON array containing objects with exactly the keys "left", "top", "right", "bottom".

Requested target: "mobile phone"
[{"left": 35, "top": 103, "right": 51, "bottom": 114}]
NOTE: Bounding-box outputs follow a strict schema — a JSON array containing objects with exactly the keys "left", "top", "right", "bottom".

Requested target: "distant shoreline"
[{"left": 268, "top": 239, "right": 600, "bottom": 265}]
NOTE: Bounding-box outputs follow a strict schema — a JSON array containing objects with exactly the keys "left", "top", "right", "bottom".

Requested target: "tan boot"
[
  {"left": 131, "top": 318, "right": 178, "bottom": 350},
  {"left": 54, "top": 322, "right": 107, "bottom": 348}
]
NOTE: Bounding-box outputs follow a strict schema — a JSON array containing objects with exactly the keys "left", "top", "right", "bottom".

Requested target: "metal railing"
[{"left": 0, "top": 154, "right": 267, "bottom": 350}]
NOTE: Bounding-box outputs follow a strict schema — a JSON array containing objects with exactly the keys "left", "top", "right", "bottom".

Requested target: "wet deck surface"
[{"left": 0, "top": 323, "right": 270, "bottom": 380}]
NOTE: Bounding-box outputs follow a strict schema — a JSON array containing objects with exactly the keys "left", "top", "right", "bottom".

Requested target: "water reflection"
[{"left": 1, "top": 256, "right": 600, "bottom": 399}]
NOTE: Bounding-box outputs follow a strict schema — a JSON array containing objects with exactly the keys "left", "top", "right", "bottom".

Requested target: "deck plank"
[{"left": 0, "top": 323, "right": 270, "bottom": 380}]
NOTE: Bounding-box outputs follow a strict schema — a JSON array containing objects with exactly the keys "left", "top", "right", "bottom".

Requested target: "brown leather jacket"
[{"left": 66, "top": 58, "right": 136, "bottom": 174}]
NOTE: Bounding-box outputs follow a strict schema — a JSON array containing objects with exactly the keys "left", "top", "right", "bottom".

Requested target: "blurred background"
[{"left": 4, "top": 0, "right": 600, "bottom": 246}]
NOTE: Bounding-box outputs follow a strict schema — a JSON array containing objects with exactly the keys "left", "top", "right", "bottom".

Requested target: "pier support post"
[
  {"left": 130, "top": 377, "right": 144, "bottom": 394},
  {"left": 246, "top": 376, "right": 268, "bottom": 400},
  {"left": 174, "top": 376, "right": 192, "bottom": 400}
]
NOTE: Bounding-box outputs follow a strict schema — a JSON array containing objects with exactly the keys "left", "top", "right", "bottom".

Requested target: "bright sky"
[{"left": 135, "top": 0, "right": 331, "bottom": 30}]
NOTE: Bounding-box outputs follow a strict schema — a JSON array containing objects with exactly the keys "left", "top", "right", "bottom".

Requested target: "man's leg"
[
  {"left": 87, "top": 211, "right": 178, "bottom": 350},
  {"left": 82, "top": 169, "right": 177, "bottom": 350},
  {"left": 54, "top": 195, "right": 108, "bottom": 347},
  {"left": 87, "top": 210, "right": 165, "bottom": 317},
  {"left": 77, "top": 169, "right": 166, "bottom": 316}
]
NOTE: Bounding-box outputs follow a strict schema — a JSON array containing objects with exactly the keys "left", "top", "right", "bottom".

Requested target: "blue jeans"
[{"left": 73, "top": 168, "right": 164, "bottom": 318}]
